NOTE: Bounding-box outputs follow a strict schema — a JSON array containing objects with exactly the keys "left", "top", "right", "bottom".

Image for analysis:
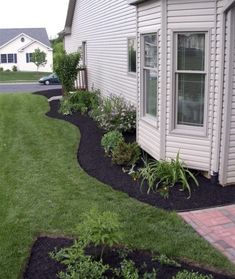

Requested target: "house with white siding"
[
  {"left": 0, "top": 28, "right": 53, "bottom": 72},
  {"left": 62, "top": 0, "right": 235, "bottom": 187}
]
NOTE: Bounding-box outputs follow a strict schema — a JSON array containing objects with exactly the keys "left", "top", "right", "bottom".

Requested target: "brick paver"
[{"left": 179, "top": 205, "right": 235, "bottom": 264}]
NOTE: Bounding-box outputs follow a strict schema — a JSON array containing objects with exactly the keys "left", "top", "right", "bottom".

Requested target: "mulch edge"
[{"left": 33, "top": 90, "right": 235, "bottom": 212}]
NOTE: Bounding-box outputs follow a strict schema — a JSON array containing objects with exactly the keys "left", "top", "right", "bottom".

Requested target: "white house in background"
[
  {"left": 62, "top": 0, "right": 235, "bottom": 187},
  {"left": 0, "top": 28, "right": 53, "bottom": 72}
]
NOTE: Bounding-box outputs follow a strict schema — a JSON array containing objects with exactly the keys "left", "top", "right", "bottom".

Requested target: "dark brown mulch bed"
[
  {"left": 34, "top": 90, "right": 235, "bottom": 212},
  {"left": 23, "top": 237, "right": 235, "bottom": 279}
]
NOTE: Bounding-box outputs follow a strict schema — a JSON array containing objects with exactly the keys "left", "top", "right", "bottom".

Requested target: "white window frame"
[
  {"left": 140, "top": 32, "right": 158, "bottom": 125},
  {"left": 127, "top": 37, "right": 137, "bottom": 75},
  {"left": 171, "top": 30, "right": 210, "bottom": 137}
]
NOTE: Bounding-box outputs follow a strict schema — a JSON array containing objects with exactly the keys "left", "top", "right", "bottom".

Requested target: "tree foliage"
[
  {"left": 53, "top": 42, "right": 65, "bottom": 72},
  {"left": 54, "top": 52, "right": 80, "bottom": 94},
  {"left": 32, "top": 48, "right": 47, "bottom": 71}
]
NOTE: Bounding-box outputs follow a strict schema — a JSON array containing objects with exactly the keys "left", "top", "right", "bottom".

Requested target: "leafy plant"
[
  {"left": 153, "top": 254, "right": 181, "bottom": 268},
  {"left": 90, "top": 94, "right": 136, "bottom": 132},
  {"left": 112, "top": 141, "right": 141, "bottom": 166},
  {"left": 173, "top": 270, "right": 213, "bottom": 279},
  {"left": 77, "top": 209, "right": 122, "bottom": 259},
  {"left": 54, "top": 52, "right": 80, "bottom": 93},
  {"left": 115, "top": 259, "right": 139, "bottom": 279},
  {"left": 59, "top": 90, "right": 100, "bottom": 115},
  {"left": 57, "top": 257, "right": 109, "bottom": 279},
  {"left": 139, "top": 152, "right": 199, "bottom": 198},
  {"left": 101, "top": 130, "right": 124, "bottom": 155},
  {"left": 12, "top": 65, "right": 17, "bottom": 72}
]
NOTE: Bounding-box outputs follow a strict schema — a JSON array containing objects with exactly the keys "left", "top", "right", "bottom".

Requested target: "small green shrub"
[
  {"left": 5, "top": 69, "right": 11, "bottom": 72},
  {"left": 59, "top": 90, "right": 100, "bottom": 115},
  {"left": 0, "top": 67, "right": 4, "bottom": 72},
  {"left": 12, "top": 65, "right": 17, "bottom": 72},
  {"left": 90, "top": 94, "right": 136, "bottom": 132},
  {"left": 173, "top": 270, "right": 213, "bottom": 279},
  {"left": 57, "top": 257, "right": 109, "bottom": 279},
  {"left": 77, "top": 209, "right": 122, "bottom": 258},
  {"left": 101, "top": 130, "right": 124, "bottom": 155},
  {"left": 116, "top": 259, "right": 139, "bottom": 279},
  {"left": 139, "top": 152, "right": 198, "bottom": 198},
  {"left": 112, "top": 142, "right": 141, "bottom": 166}
]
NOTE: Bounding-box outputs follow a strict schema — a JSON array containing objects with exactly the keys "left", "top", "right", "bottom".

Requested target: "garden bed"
[
  {"left": 34, "top": 90, "right": 235, "bottom": 212},
  {"left": 24, "top": 236, "right": 235, "bottom": 279}
]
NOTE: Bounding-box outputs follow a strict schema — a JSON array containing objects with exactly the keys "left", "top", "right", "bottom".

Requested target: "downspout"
[
  {"left": 211, "top": 2, "right": 235, "bottom": 184},
  {"left": 211, "top": 5, "right": 226, "bottom": 184},
  {"left": 160, "top": 0, "right": 167, "bottom": 159}
]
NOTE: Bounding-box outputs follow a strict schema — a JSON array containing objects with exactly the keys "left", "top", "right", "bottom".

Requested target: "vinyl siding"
[
  {"left": 165, "top": 0, "right": 216, "bottom": 170},
  {"left": 136, "top": 0, "right": 161, "bottom": 160},
  {"left": 64, "top": 0, "right": 137, "bottom": 104}
]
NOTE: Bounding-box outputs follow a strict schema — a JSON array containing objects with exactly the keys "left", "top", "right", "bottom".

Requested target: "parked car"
[{"left": 38, "top": 73, "right": 60, "bottom": 85}]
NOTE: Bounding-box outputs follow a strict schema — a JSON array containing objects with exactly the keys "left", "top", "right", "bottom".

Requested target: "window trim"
[
  {"left": 0, "top": 53, "right": 17, "bottom": 64},
  {"left": 127, "top": 37, "right": 137, "bottom": 76},
  {"left": 82, "top": 41, "right": 87, "bottom": 67},
  {"left": 140, "top": 32, "right": 158, "bottom": 126},
  {"left": 170, "top": 29, "right": 211, "bottom": 137}
]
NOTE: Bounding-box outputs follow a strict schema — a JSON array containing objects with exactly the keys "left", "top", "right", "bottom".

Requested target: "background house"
[
  {"left": 62, "top": 0, "right": 235, "bottom": 187},
  {"left": 0, "top": 28, "right": 53, "bottom": 72}
]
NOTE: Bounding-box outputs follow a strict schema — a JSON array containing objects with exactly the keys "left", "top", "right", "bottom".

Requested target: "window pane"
[
  {"left": 177, "top": 73, "right": 205, "bottom": 126},
  {"left": 8, "top": 54, "right": 14, "bottom": 63},
  {"left": 144, "top": 34, "right": 157, "bottom": 68},
  {"left": 178, "top": 33, "right": 205, "bottom": 71},
  {"left": 128, "top": 38, "right": 136, "bottom": 73},
  {"left": 1, "top": 54, "right": 7, "bottom": 63},
  {"left": 145, "top": 69, "right": 157, "bottom": 116}
]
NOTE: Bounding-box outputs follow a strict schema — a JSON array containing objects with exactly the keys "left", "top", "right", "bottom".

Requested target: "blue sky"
[{"left": 0, "top": 0, "right": 69, "bottom": 39}]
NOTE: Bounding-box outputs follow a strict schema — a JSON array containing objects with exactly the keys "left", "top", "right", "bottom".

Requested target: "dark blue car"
[{"left": 38, "top": 73, "right": 60, "bottom": 85}]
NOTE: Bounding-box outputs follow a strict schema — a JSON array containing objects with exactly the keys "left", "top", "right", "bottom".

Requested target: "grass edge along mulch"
[
  {"left": 0, "top": 91, "right": 234, "bottom": 278},
  {"left": 23, "top": 236, "right": 235, "bottom": 279},
  {"left": 35, "top": 89, "right": 235, "bottom": 212}
]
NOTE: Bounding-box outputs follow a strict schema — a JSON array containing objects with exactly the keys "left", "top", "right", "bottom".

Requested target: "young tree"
[
  {"left": 54, "top": 52, "right": 80, "bottom": 94},
  {"left": 32, "top": 48, "right": 47, "bottom": 71}
]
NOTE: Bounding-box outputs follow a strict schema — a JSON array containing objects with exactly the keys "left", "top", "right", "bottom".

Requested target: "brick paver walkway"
[{"left": 179, "top": 205, "right": 235, "bottom": 264}]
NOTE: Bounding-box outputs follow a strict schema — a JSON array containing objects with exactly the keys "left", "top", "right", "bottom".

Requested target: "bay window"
[{"left": 174, "top": 32, "right": 207, "bottom": 129}]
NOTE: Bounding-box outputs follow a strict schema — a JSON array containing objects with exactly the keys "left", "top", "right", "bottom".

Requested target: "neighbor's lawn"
[
  {"left": 0, "top": 71, "right": 51, "bottom": 83},
  {"left": 0, "top": 93, "right": 234, "bottom": 279}
]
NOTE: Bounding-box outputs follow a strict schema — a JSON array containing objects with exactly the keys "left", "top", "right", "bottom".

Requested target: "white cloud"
[{"left": 0, "top": 0, "right": 69, "bottom": 38}]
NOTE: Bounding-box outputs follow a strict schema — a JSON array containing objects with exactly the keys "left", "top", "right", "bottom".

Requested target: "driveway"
[{"left": 0, "top": 82, "right": 61, "bottom": 93}]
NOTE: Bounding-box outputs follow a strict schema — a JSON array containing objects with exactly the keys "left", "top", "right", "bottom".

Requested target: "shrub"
[
  {"left": 77, "top": 209, "right": 122, "bottom": 259},
  {"left": 50, "top": 239, "right": 109, "bottom": 279},
  {"left": 57, "top": 257, "right": 109, "bottom": 279},
  {"left": 0, "top": 67, "right": 4, "bottom": 72},
  {"left": 54, "top": 52, "right": 80, "bottom": 93},
  {"left": 101, "top": 130, "right": 124, "bottom": 155},
  {"left": 90, "top": 94, "right": 136, "bottom": 132},
  {"left": 12, "top": 65, "right": 17, "bottom": 72},
  {"left": 5, "top": 69, "right": 11, "bottom": 72},
  {"left": 59, "top": 90, "right": 100, "bottom": 115},
  {"left": 139, "top": 152, "right": 199, "bottom": 198},
  {"left": 112, "top": 141, "right": 141, "bottom": 166},
  {"left": 173, "top": 270, "right": 213, "bottom": 279}
]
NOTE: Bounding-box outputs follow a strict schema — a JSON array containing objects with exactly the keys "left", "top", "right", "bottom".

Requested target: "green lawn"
[
  {"left": 0, "top": 93, "right": 234, "bottom": 278},
  {"left": 0, "top": 71, "right": 51, "bottom": 83}
]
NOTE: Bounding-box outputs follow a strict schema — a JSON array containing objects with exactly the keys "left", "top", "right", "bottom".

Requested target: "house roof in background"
[{"left": 0, "top": 28, "right": 51, "bottom": 47}]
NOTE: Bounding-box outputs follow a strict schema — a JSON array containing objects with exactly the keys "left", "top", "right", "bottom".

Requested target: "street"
[{"left": 0, "top": 82, "right": 61, "bottom": 93}]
